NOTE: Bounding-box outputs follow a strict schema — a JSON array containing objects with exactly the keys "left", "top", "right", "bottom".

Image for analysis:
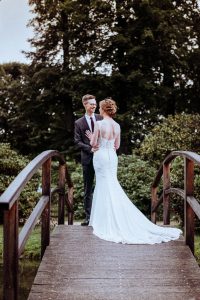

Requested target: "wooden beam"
[
  {"left": 187, "top": 196, "right": 200, "bottom": 220},
  {"left": 58, "top": 164, "right": 66, "bottom": 225},
  {"left": 3, "top": 202, "right": 18, "bottom": 300},
  {"left": 18, "top": 196, "right": 49, "bottom": 256},
  {"left": 163, "top": 163, "right": 170, "bottom": 225},
  {"left": 184, "top": 158, "right": 195, "bottom": 254},
  {"left": 165, "top": 188, "right": 185, "bottom": 199},
  {"left": 41, "top": 158, "right": 51, "bottom": 258}
]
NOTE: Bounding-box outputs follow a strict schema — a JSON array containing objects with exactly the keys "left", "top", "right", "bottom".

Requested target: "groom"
[{"left": 74, "top": 94, "right": 102, "bottom": 226}]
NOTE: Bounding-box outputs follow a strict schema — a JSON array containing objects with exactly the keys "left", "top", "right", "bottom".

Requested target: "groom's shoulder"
[
  {"left": 95, "top": 114, "right": 103, "bottom": 120},
  {"left": 75, "top": 115, "right": 85, "bottom": 125}
]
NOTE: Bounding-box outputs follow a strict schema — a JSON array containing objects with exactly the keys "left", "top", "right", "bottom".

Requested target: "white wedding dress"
[{"left": 89, "top": 119, "right": 182, "bottom": 244}]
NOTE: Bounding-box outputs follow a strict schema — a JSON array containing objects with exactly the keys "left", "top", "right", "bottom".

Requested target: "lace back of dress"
[{"left": 99, "top": 120, "right": 118, "bottom": 149}]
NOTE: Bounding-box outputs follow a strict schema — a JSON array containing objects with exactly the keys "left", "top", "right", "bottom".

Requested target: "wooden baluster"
[
  {"left": 151, "top": 187, "right": 157, "bottom": 224},
  {"left": 41, "top": 158, "right": 51, "bottom": 258},
  {"left": 184, "top": 158, "right": 194, "bottom": 254},
  {"left": 65, "top": 165, "right": 73, "bottom": 225},
  {"left": 58, "top": 163, "right": 65, "bottom": 224},
  {"left": 163, "top": 162, "right": 170, "bottom": 225},
  {"left": 3, "top": 202, "right": 18, "bottom": 300},
  {"left": 67, "top": 187, "right": 74, "bottom": 225}
]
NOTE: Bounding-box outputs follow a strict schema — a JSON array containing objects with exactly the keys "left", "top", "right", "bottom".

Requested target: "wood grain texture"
[{"left": 28, "top": 225, "right": 200, "bottom": 300}]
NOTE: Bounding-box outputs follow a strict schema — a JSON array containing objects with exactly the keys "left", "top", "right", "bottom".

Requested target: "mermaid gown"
[{"left": 89, "top": 119, "right": 182, "bottom": 244}]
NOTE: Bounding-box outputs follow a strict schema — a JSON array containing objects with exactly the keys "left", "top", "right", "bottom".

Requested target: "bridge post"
[
  {"left": 184, "top": 158, "right": 194, "bottom": 254},
  {"left": 58, "top": 164, "right": 65, "bottom": 224},
  {"left": 67, "top": 187, "right": 74, "bottom": 225},
  {"left": 163, "top": 162, "right": 170, "bottom": 225},
  {"left": 41, "top": 158, "right": 51, "bottom": 258},
  {"left": 65, "top": 165, "right": 74, "bottom": 225},
  {"left": 3, "top": 202, "right": 18, "bottom": 300},
  {"left": 151, "top": 187, "right": 157, "bottom": 223}
]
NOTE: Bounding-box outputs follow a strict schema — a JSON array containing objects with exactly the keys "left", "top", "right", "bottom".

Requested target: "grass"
[
  {"left": 195, "top": 235, "right": 200, "bottom": 265},
  {"left": 20, "top": 226, "right": 41, "bottom": 259},
  {"left": 0, "top": 225, "right": 41, "bottom": 260}
]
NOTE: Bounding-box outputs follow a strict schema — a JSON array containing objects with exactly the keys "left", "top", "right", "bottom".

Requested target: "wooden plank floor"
[{"left": 28, "top": 225, "right": 200, "bottom": 300}]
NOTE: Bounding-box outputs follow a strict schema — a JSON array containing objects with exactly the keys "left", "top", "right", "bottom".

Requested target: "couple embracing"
[{"left": 74, "top": 94, "right": 182, "bottom": 244}]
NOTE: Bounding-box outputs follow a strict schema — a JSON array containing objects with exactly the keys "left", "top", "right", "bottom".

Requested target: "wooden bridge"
[
  {"left": 28, "top": 225, "right": 200, "bottom": 300},
  {"left": 1, "top": 150, "right": 200, "bottom": 299}
]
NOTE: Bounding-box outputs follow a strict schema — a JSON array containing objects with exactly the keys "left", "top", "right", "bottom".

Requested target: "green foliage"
[
  {"left": 117, "top": 154, "right": 156, "bottom": 216},
  {"left": 0, "top": 225, "right": 41, "bottom": 259},
  {"left": 70, "top": 161, "right": 84, "bottom": 220},
  {"left": 20, "top": 226, "right": 41, "bottom": 259},
  {"left": 138, "top": 113, "right": 200, "bottom": 167},
  {"left": 0, "top": 143, "right": 40, "bottom": 223},
  {"left": 70, "top": 154, "right": 156, "bottom": 219},
  {"left": 195, "top": 235, "right": 200, "bottom": 265},
  {"left": 138, "top": 114, "right": 200, "bottom": 224}
]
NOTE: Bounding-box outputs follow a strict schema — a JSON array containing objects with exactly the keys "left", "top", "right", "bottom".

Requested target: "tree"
[
  {"left": 0, "top": 63, "right": 30, "bottom": 150},
  {"left": 23, "top": 0, "right": 114, "bottom": 155},
  {"left": 1, "top": 1, "right": 200, "bottom": 156}
]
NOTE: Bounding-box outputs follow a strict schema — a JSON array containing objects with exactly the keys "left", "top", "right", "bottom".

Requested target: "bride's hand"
[
  {"left": 85, "top": 130, "right": 92, "bottom": 140},
  {"left": 91, "top": 144, "right": 99, "bottom": 152}
]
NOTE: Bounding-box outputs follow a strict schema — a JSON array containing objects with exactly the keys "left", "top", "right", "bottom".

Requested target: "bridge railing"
[
  {"left": 0, "top": 150, "right": 73, "bottom": 300},
  {"left": 151, "top": 150, "right": 200, "bottom": 254}
]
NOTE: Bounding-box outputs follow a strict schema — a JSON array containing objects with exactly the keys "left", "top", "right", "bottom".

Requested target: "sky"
[
  {"left": 0, "top": 1, "right": 200, "bottom": 65},
  {"left": 0, "top": 0, "right": 33, "bottom": 64}
]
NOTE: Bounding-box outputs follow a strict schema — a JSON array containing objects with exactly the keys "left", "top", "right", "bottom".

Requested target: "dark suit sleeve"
[{"left": 74, "top": 121, "right": 92, "bottom": 153}]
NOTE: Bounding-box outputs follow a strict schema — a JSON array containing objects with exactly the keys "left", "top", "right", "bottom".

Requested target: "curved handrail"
[
  {"left": 151, "top": 150, "right": 200, "bottom": 256},
  {"left": 152, "top": 151, "right": 200, "bottom": 188},
  {"left": 0, "top": 150, "right": 65, "bottom": 210},
  {"left": 164, "top": 151, "right": 200, "bottom": 166}
]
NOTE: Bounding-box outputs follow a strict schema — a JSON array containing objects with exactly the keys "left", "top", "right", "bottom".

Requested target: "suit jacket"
[{"left": 74, "top": 114, "right": 103, "bottom": 165}]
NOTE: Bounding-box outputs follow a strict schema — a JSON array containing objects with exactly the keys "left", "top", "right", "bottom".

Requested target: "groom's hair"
[{"left": 82, "top": 94, "right": 96, "bottom": 104}]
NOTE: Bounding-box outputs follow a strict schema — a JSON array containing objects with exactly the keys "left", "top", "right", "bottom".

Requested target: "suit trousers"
[{"left": 82, "top": 159, "right": 95, "bottom": 221}]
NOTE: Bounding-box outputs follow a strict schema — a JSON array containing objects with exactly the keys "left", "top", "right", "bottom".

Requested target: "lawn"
[
  {"left": 0, "top": 225, "right": 41, "bottom": 260},
  {"left": 195, "top": 235, "right": 200, "bottom": 265}
]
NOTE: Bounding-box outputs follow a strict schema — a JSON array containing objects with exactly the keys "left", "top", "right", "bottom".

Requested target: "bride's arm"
[
  {"left": 85, "top": 122, "right": 100, "bottom": 147},
  {"left": 114, "top": 126, "right": 121, "bottom": 150},
  {"left": 90, "top": 122, "right": 100, "bottom": 147}
]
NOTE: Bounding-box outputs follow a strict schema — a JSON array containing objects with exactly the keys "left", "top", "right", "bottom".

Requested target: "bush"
[
  {"left": 138, "top": 113, "right": 200, "bottom": 167},
  {"left": 0, "top": 143, "right": 40, "bottom": 223},
  {"left": 70, "top": 162, "right": 84, "bottom": 220},
  {"left": 117, "top": 154, "right": 156, "bottom": 217}
]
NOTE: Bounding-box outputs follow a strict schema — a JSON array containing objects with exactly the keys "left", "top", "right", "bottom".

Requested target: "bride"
[{"left": 86, "top": 98, "right": 182, "bottom": 244}]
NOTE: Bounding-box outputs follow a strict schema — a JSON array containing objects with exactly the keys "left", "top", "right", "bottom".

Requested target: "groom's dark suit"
[{"left": 74, "top": 114, "right": 102, "bottom": 221}]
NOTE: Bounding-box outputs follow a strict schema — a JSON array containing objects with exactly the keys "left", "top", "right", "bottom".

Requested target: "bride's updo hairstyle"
[{"left": 100, "top": 97, "right": 117, "bottom": 117}]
